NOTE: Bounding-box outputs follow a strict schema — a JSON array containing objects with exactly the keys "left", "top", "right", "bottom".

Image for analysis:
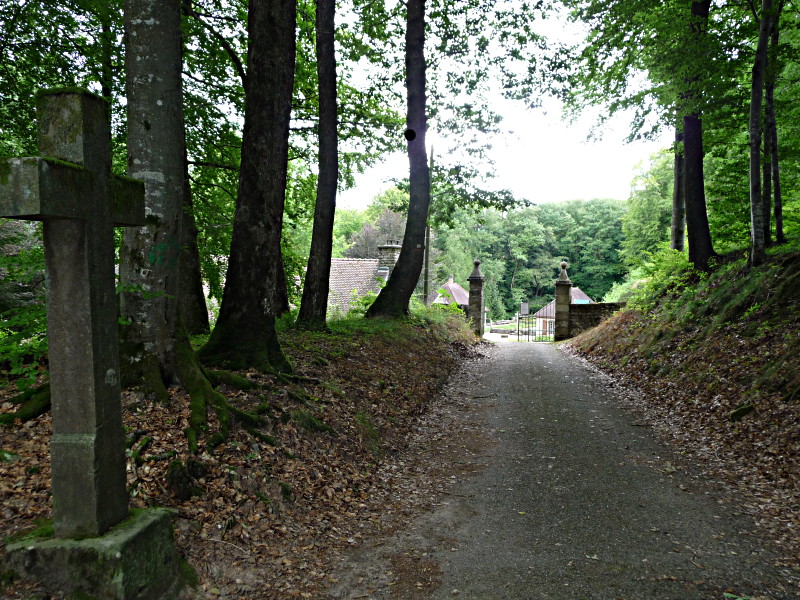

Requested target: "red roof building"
[
  {"left": 327, "top": 241, "right": 401, "bottom": 315},
  {"left": 532, "top": 287, "right": 593, "bottom": 319},
  {"left": 427, "top": 275, "right": 470, "bottom": 308}
]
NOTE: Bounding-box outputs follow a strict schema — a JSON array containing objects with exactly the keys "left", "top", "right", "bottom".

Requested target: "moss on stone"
[
  {"left": 0, "top": 383, "right": 51, "bottom": 426},
  {"left": 40, "top": 156, "right": 86, "bottom": 172}
]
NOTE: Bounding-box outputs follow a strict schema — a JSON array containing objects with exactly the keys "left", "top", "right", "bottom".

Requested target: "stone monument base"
[{"left": 2, "top": 508, "right": 188, "bottom": 600}]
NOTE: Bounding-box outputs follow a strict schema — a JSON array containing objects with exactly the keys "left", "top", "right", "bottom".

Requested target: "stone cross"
[{"left": 0, "top": 90, "right": 145, "bottom": 538}]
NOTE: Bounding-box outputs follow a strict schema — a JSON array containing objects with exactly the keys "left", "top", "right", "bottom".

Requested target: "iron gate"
[{"left": 516, "top": 313, "right": 554, "bottom": 342}]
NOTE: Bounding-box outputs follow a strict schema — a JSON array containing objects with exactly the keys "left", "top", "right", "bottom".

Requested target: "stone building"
[{"left": 327, "top": 240, "right": 401, "bottom": 315}]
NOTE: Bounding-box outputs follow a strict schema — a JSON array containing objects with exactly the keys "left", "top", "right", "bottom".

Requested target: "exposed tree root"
[
  {"left": 197, "top": 317, "right": 292, "bottom": 374},
  {"left": 119, "top": 336, "right": 170, "bottom": 404},
  {"left": 206, "top": 370, "right": 254, "bottom": 391},
  {"left": 175, "top": 323, "right": 270, "bottom": 452},
  {"left": 277, "top": 373, "right": 321, "bottom": 386},
  {"left": 0, "top": 383, "right": 51, "bottom": 425}
]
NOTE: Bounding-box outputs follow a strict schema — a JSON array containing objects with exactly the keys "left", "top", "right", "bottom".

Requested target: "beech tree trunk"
[
  {"left": 682, "top": 0, "right": 716, "bottom": 271},
  {"left": 749, "top": 0, "right": 772, "bottom": 267},
  {"left": 766, "top": 13, "right": 786, "bottom": 244},
  {"left": 762, "top": 117, "right": 773, "bottom": 246},
  {"left": 121, "top": 0, "right": 186, "bottom": 388},
  {"left": 179, "top": 160, "right": 210, "bottom": 335},
  {"left": 671, "top": 128, "right": 686, "bottom": 252},
  {"left": 296, "top": 0, "right": 338, "bottom": 330},
  {"left": 366, "top": 0, "right": 430, "bottom": 318},
  {"left": 198, "top": 0, "right": 295, "bottom": 372}
]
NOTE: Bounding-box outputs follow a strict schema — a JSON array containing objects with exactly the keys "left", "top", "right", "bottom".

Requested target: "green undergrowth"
[
  {"left": 573, "top": 242, "right": 800, "bottom": 406},
  {"left": 276, "top": 302, "right": 475, "bottom": 352}
]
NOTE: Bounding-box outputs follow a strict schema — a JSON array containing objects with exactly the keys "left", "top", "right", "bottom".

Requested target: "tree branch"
[{"left": 182, "top": 0, "right": 247, "bottom": 87}]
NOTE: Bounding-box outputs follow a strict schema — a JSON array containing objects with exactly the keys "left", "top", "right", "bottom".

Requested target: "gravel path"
[{"left": 329, "top": 341, "right": 794, "bottom": 600}]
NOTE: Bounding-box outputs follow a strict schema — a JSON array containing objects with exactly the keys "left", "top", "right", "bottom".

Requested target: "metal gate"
[{"left": 516, "top": 312, "right": 554, "bottom": 342}]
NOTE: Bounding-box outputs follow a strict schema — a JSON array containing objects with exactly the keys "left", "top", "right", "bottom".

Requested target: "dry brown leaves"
[
  {"left": 566, "top": 310, "right": 800, "bottom": 576},
  {"left": 0, "top": 324, "right": 481, "bottom": 600}
]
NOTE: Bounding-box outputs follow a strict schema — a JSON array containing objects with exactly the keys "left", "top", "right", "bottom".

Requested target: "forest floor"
[{"left": 0, "top": 316, "right": 481, "bottom": 600}]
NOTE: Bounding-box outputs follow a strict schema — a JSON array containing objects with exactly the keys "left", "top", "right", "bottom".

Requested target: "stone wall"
[{"left": 568, "top": 302, "right": 626, "bottom": 337}]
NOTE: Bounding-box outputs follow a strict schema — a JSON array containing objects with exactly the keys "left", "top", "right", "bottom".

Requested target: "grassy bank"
[{"left": 567, "top": 245, "right": 800, "bottom": 570}]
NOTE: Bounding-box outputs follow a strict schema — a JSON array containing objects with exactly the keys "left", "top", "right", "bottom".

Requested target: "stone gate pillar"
[
  {"left": 467, "top": 259, "right": 486, "bottom": 337},
  {"left": 554, "top": 261, "right": 572, "bottom": 341}
]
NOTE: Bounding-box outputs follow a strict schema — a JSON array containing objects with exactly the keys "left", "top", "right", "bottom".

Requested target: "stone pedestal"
[
  {"left": 554, "top": 261, "right": 572, "bottom": 342},
  {"left": 467, "top": 260, "right": 486, "bottom": 337},
  {"left": 4, "top": 509, "right": 186, "bottom": 600}
]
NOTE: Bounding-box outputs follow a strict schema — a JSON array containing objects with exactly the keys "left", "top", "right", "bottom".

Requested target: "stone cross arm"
[{"left": 0, "top": 157, "right": 145, "bottom": 226}]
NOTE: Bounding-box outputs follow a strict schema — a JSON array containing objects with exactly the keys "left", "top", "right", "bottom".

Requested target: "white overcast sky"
[
  {"left": 338, "top": 97, "right": 672, "bottom": 210},
  {"left": 337, "top": 8, "right": 673, "bottom": 211}
]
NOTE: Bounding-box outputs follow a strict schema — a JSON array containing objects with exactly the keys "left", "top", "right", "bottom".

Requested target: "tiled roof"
[
  {"left": 428, "top": 276, "right": 470, "bottom": 307},
  {"left": 328, "top": 258, "right": 384, "bottom": 314},
  {"left": 532, "top": 287, "right": 593, "bottom": 319}
]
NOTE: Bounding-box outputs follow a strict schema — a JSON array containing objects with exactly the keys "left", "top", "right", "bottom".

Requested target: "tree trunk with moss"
[
  {"left": 179, "top": 160, "right": 210, "bottom": 335},
  {"left": 748, "top": 0, "right": 772, "bottom": 267},
  {"left": 198, "top": 0, "right": 294, "bottom": 371},
  {"left": 120, "top": 0, "right": 252, "bottom": 450},
  {"left": 766, "top": 3, "right": 785, "bottom": 245},
  {"left": 120, "top": 0, "right": 186, "bottom": 399}
]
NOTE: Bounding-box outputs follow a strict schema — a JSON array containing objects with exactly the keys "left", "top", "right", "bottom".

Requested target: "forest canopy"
[{"left": 0, "top": 0, "right": 798, "bottom": 377}]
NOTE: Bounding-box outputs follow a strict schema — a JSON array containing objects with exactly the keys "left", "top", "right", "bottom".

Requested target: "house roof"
[
  {"left": 428, "top": 276, "right": 470, "bottom": 307},
  {"left": 532, "top": 287, "right": 593, "bottom": 319},
  {"left": 328, "top": 258, "right": 384, "bottom": 314}
]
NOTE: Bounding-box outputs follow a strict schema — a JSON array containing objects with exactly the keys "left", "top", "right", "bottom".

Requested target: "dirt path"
[{"left": 326, "top": 341, "right": 795, "bottom": 600}]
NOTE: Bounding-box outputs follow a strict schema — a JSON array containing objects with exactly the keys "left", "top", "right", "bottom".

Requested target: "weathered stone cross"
[{"left": 0, "top": 90, "right": 145, "bottom": 538}]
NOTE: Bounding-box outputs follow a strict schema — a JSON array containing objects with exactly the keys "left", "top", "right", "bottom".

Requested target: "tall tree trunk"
[
  {"left": 682, "top": 0, "right": 716, "bottom": 271},
  {"left": 296, "top": 0, "right": 338, "bottom": 330},
  {"left": 683, "top": 113, "right": 714, "bottom": 269},
  {"left": 198, "top": 0, "right": 295, "bottom": 372},
  {"left": 670, "top": 128, "right": 686, "bottom": 251},
  {"left": 123, "top": 0, "right": 235, "bottom": 453},
  {"left": 121, "top": 0, "right": 186, "bottom": 390},
  {"left": 366, "top": 0, "right": 430, "bottom": 318},
  {"left": 766, "top": 11, "right": 786, "bottom": 244},
  {"left": 749, "top": 0, "right": 772, "bottom": 267},
  {"left": 180, "top": 159, "right": 210, "bottom": 335},
  {"left": 762, "top": 116, "right": 773, "bottom": 245}
]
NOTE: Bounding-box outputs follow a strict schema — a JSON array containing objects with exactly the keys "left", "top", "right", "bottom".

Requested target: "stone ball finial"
[
  {"left": 468, "top": 258, "right": 485, "bottom": 281},
  {"left": 557, "top": 261, "right": 571, "bottom": 284}
]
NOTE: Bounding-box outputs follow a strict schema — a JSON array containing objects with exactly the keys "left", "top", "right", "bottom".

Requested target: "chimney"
[{"left": 377, "top": 239, "right": 402, "bottom": 278}]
